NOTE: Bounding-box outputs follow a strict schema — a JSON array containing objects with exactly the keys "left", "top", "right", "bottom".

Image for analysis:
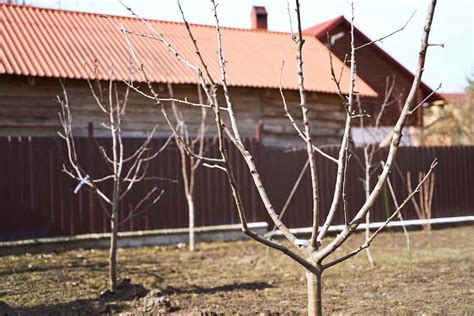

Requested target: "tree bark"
[
  {"left": 187, "top": 195, "right": 195, "bottom": 251},
  {"left": 109, "top": 215, "right": 118, "bottom": 291},
  {"left": 365, "top": 211, "right": 374, "bottom": 266},
  {"left": 306, "top": 270, "right": 322, "bottom": 316},
  {"left": 364, "top": 159, "right": 375, "bottom": 267}
]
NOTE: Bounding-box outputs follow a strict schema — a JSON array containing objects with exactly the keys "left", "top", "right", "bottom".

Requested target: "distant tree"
[
  {"left": 167, "top": 83, "right": 209, "bottom": 251},
  {"left": 58, "top": 77, "right": 170, "bottom": 292}
]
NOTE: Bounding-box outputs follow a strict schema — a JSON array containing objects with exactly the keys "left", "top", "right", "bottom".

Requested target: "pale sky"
[{"left": 21, "top": 0, "right": 474, "bottom": 92}]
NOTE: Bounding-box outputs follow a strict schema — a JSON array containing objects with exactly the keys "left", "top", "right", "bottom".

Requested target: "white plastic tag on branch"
[
  {"left": 294, "top": 239, "right": 309, "bottom": 247},
  {"left": 74, "top": 174, "right": 90, "bottom": 194}
]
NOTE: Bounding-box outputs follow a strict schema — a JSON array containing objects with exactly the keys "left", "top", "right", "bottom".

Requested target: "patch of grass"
[{"left": 1, "top": 226, "right": 473, "bottom": 314}]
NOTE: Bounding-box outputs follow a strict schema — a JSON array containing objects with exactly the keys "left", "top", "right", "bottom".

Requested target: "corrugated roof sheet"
[{"left": 1, "top": 4, "right": 377, "bottom": 96}]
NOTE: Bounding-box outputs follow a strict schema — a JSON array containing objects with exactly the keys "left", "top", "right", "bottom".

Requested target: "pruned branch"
[
  {"left": 409, "top": 82, "right": 442, "bottom": 115},
  {"left": 119, "top": 188, "right": 165, "bottom": 226},
  {"left": 293, "top": 0, "right": 321, "bottom": 250},
  {"left": 279, "top": 56, "right": 338, "bottom": 164},
  {"left": 323, "top": 159, "right": 437, "bottom": 269},
  {"left": 317, "top": 3, "right": 357, "bottom": 244}
]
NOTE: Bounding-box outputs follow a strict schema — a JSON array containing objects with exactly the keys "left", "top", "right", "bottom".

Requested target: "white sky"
[{"left": 22, "top": 0, "right": 474, "bottom": 92}]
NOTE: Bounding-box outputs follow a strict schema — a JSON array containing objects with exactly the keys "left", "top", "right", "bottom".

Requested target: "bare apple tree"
[
  {"left": 118, "top": 0, "right": 439, "bottom": 314},
  {"left": 357, "top": 78, "right": 397, "bottom": 266},
  {"left": 347, "top": 77, "right": 406, "bottom": 266},
  {"left": 57, "top": 76, "right": 171, "bottom": 291},
  {"left": 167, "top": 82, "right": 209, "bottom": 251},
  {"left": 351, "top": 74, "right": 439, "bottom": 266}
]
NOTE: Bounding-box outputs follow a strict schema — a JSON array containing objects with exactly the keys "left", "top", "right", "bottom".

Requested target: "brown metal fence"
[{"left": 1, "top": 136, "right": 473, "bottom": 241}]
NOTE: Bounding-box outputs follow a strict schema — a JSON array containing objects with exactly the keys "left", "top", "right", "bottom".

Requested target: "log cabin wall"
[
  {"left": 260, "top": 89, "right": 345, "bottom": 147},
  {"left": 0, "top": 74, "right": 345, "bottom": 147}
]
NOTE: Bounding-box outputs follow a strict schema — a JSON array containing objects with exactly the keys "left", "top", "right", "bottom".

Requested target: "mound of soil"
[
  {"left": 133, "top": 289, "right": 178, "bottom": 314},
  {"left": 100, "top": 278, "right": 148, "bottom": 302},
  {"left": 98, "top": 279, "right": 178, "bottom": 314}
]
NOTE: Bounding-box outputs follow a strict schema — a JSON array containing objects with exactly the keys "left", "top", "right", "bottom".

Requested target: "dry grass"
[{"left": 1, "top": 226, "right": 473, "bottom": 314}]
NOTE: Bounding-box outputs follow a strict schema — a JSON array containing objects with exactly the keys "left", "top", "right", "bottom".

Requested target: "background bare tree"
[
  {"left": 57, "top": 77, "right": 170, "bottom": 291},
  {"left": 351, "top": 71, "right": 440, "bottom": 265},
  {"left": 118, "top": 0, "right": 439, "bottom": 314},
  {"left": 407, "top": 170, "right": 435, "bottom": 231},
  {"left": 386, "top": 173, "right": 413, "bottom": 265},
  {"left": 351, "top": 77, "right": 408, "bottom": 266},
  {"left": 167, "top": 82, "right": 209, "bottom": 251}
]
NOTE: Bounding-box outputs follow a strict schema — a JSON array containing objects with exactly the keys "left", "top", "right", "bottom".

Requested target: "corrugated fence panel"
[{"left": 0, "top": 136, "right": 473, "bottom": 241}]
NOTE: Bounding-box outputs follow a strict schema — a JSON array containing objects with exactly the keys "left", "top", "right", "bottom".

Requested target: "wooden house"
[
  {"left": 305, "top": 16, "right": 445, "bottom": 146},
  {"left": 0, "top": 4, "right": 377, "bottom": 148}
]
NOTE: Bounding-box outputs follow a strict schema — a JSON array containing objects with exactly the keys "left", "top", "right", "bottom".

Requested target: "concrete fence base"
[
  {"left": 1, "top": 216, "right": 472, "bottom": 256},
  {"left": 0, "top": 222, "right": 268, "bottom": 256},
  {"left": 268, "top": 216, "right": 474, "bottom": 238}
]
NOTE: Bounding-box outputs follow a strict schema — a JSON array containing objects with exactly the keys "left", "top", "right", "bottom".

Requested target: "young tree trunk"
[
  {"left": 306, "top": 270, "right": 322, "bottom": 316},
  {"left": 364, "top": 167, "right": 375, "bottom": 267},
  {"left": 109, "top": 214, "right": 118, "bottom": 291},
  {"left": 365, "top": 212, "right": 374, "bottom": 267},
  {"left": 186, "top": 195, "right": 195, "bottom": 251}
]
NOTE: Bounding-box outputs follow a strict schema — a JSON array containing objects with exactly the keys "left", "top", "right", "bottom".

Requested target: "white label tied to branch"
[
  {"left": 74, "top": 174, "right": 90, "bottom": 194},
  {"left": 294, "top": 239, "right": 309, "bottom": 247}
]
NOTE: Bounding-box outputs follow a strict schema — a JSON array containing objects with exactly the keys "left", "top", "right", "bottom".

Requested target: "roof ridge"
[
  {"left": 0, "top": 3, "right": 294, "bottom": 37},
  {"left": 303, "top": 15, "right": 346, "bottom": 36}
]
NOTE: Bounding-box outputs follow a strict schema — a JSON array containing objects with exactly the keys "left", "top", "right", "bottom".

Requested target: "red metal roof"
[
  {"left": 303, "top": 15, "right": 345, "bottom": 39},
  {"left": 304, "top": 16, "right": 444, "bottom": 101},
  {"left": 0, "top": 4, "right": 377, "bottom": 96}
]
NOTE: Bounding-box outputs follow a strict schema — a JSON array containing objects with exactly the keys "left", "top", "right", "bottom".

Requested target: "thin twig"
[{"left": 355, "top": 10, "right": 416, "bottom": 50}]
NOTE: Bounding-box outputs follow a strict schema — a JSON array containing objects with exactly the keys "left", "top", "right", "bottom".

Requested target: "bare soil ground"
[{"left": 1, "top": 226, "right": 473, "bottom": 315}]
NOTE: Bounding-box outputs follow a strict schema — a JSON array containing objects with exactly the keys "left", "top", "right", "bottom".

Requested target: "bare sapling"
[
  {"left": 167, "top": 83, "right": 209, "bottom": 251},
  {"left": 118, "top": 0, "right": 439, "bottom": 314},
  {"left": 386, "top": 175, "right": 413, "bottom": 266},
  {"left": 57, "top": 75, "right": 171, "bottom": 291},
  {"left": 351, "top": 77, "right": 404, "bottom": 266},
  {"left": 407, "top": 170, "right": 435, "bottom": 231}
]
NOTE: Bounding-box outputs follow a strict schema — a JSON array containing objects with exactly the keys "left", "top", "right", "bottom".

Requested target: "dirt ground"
[{"left": 1, "top": 226, "right": 473, "bottom": 315}]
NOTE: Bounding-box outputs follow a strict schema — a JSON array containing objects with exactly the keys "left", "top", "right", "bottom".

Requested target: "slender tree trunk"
[
  {"left": 306, "top": 270, "right": 322, "bottom": 316},
  {"left": 187, "top": 195, "right": 195, "bottom": 251},
  {"left": 109, "top": 214, "right": 118, "bottom": 291},
  {"left": 364, "top": 163, "right": 375, "bottom": 267},
  {"left": 365, "top": 211, "right": 374, "bottom": 266}
]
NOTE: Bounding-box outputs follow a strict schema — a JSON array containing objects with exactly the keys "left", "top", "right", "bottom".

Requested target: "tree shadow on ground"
[
  {"left": 1, "top": 282, "right": 272, "bottom": 314},
  {"left": 0, "top": 279, "right": 147, "bottom": 315},
  {"left": 1, "top": 298, "right": 113, "bottom": 315},
  {"left": 164, "top": 281, "right": 273, "bottom": 295},
  {"left": 0, "top": 261, "right": 108, "bottom": 278}
]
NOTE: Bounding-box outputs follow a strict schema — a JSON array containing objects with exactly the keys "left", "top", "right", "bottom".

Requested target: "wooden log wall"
[{"left": 0, "top": 75, "right": 346, "bottom": 147}]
